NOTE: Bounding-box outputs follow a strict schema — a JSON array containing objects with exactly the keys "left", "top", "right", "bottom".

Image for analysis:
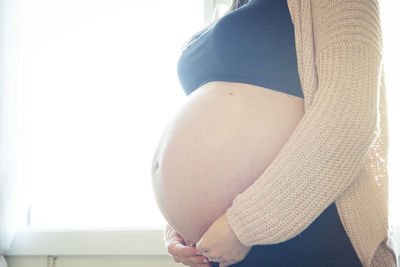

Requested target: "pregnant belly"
[{"left": 151, "top": 81, "right": 305, "bottom": 245}]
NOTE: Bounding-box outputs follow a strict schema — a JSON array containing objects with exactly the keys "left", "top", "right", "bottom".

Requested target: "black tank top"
[{"left": 176, "top": 0, "right": 303, "bottom": 98}]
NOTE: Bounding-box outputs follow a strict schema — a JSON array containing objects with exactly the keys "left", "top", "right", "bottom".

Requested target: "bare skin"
[
  {"left": 164, "top": 224, "right": 211, "bottom": 267},
  {"left": 152, "top": 81, "right": 305, "bottom": 264}
]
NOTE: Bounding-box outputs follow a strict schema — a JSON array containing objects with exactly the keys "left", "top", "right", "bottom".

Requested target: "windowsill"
[
  {"left": 7, "top": 225, "right": 400, "bottom": 256},
  {"left": 7, "top": 227, "right": 167, "bottom": 256}
]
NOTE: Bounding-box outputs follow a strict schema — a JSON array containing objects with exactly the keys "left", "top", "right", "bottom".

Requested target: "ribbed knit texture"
[{"left": 225, "top": 0, "right": 399, "bottom": 266}]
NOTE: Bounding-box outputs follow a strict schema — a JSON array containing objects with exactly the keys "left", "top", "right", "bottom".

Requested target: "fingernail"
[
  {"left": 203, "top": 259, "right": 209, "bottom": 263},
  {"left": 196, "top": 252, "right": 202, "bottom": 255}
]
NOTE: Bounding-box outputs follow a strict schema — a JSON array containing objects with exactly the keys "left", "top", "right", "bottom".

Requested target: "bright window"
[
  {"left": 16, "top": 0, "right": 204, "bottom": 230},
  {"left": 8, "top": 0, "right": 400, "bottom": 233}
]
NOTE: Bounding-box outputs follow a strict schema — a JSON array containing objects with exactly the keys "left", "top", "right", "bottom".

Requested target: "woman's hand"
[
  {"left": 195, "top": 213, "right": 252, "bottom": 267},
  {"left": 163, "top": 224, "right": 212, "bottom": 267}
]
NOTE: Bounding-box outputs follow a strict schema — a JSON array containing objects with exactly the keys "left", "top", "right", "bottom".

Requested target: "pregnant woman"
[{"left": 152, "top": 0, "right": 398, "bottom": 266}]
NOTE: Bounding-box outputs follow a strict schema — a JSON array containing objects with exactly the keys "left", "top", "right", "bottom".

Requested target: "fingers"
[
  {"left": 173, "top": 255, "right": 211, "bottom": 266},
  {"left": 164, "top": 226, "right": 211, "bottom": 266},
  {"left": 168, "top": 241, "right": 201, "bottom": 256},
  {"left": 165, "top": 226, "right": 182, "bottom": 241},
  {"left": 167, "top": 240, "right": 211, "bottom": 266},
  {"left": 170, "top": 253, "right": 211, "bottom": 266},
  {"left": 163, "top": 224, "right": 174, "bottom": 241},
  {"left": 164, "top": 228, "right": 185, "bottom": 248}
]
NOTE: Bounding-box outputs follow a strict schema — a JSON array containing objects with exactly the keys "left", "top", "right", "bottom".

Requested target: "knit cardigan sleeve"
[{"left": 225, "top": 0, "right": 384, "bottom": 246}]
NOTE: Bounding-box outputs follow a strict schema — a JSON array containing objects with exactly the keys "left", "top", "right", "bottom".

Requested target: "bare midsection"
[{"left": 151, "top": 81, "right": 304, "bottom": 245}]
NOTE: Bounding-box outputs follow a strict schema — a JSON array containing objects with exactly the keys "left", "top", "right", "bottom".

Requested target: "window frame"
[{"left": 8, "top": 229, "right": 166, "bottom": 256}]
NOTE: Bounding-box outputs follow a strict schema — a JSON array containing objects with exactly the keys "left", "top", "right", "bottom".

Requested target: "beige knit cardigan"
[{"left": 225, "top": 0, "right": 399, "bottom": 266}]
